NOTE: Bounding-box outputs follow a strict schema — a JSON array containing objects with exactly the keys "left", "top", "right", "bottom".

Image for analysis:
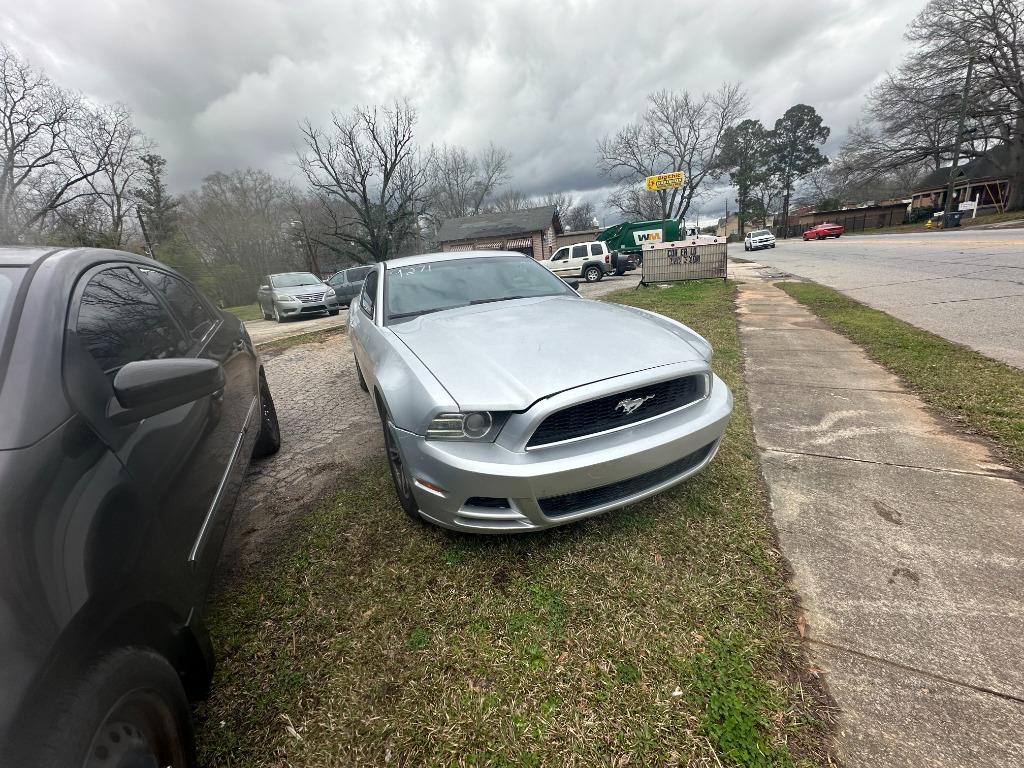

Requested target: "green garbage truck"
[{"left": 597, "top": 219, "right": 685, "bottom": 268}]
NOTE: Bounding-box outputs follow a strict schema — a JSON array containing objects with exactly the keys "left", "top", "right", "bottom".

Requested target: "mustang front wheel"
[{"left": 379, "top": 407, "right": 421, "bottom": 521}]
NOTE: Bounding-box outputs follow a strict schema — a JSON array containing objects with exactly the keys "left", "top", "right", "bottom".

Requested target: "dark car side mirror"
[
  {"left": 108, "top": 358, "right": 225, "bottom": 425},
  {"left": 564, "top": 279, "right": 580, "bottom": 290}
]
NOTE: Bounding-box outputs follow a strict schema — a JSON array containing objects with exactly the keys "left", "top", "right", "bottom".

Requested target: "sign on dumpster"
[
  {"left": 645, "top": 172, "right": 685, "bottom": 191},
  {"left": 641, "top": 236, "right": 727, "bottom": 284}
]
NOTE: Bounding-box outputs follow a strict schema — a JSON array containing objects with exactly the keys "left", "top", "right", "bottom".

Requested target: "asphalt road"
[{"left": 742, "top": 229, "right": 1024, "bottom": 368}]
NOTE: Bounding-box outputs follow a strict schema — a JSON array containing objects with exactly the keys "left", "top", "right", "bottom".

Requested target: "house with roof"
[
  {"left": 911, "top": 146, "right": 1011, "bottom": 215},
  {"left": 435, "top": 205, "right": 563, "bottom": 260}
]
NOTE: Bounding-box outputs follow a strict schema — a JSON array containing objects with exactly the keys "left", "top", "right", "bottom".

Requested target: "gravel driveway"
[{"left": 218, "top": 331, "right": 382, "bottom": 577}]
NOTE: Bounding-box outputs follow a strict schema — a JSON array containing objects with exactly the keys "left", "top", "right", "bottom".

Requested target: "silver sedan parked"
[
  {"left": 349, "top": 251, "right": 732, "bottom": 533},
  {"left": 257, "top": 271, "right": 341, "bottom": 322}
]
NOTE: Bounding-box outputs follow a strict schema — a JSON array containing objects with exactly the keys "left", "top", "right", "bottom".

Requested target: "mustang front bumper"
[{"left": 390, "top": 373, "right": 732, "bottom": 533}]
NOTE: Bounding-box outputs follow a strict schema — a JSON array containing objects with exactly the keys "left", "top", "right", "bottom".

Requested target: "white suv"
[
  {"left": 744, "top": 229, "right": 776, "bottom": 251},
  {"left": 540, "top": 241, "right": 614, "bottom": 282}
]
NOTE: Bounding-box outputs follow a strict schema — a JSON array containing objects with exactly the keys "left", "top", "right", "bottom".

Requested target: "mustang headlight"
[{"left": 426, "top": 412, "right": 506, "bottom": 441}]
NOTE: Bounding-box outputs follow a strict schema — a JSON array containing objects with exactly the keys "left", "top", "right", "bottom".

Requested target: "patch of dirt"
[{"left": 215, "top": 333, "right": 383, "bottom": 586}]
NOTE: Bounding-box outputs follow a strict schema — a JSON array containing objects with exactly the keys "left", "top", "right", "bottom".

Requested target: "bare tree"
[
  {"left": 79, "top": 102, "right": 152, "bottom": 247},
  {"left": 598, "top": 83, "right": 748, "bottom": 221},
  {"left": 0, "top": 43, "right": 121, "bottom": 241},
  {"left": 426, "top": 142, "right": 510, "bottom": 227},
  {"left": 490, "top": 188, "right": 533, "bottom": 212},
  {"left": 841, "top": 0, "right": 1024, "bottom": 209},
  {"left": 563, "top": 200, "right": 596, "bottom": 231},
  {"left": 298, "top": 99, "right": 432, "bottom": 263},
  {"left": 180, "top": 169, "right": 299, "bottom": 304}
]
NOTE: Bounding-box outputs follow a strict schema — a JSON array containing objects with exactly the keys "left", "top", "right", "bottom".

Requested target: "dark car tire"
[
  {"left": 583, "top": 265, "right": 603, "bottom": 283},
  {"left": 377, "top": 400, "right": 421, "bottom": 522},
  {"left": 33, "top": 648, "right": 194, "bottom": 768},
  {"left": 328, "top": 310, "right": 340, "bottom": 316},
  {"left": 770, "top": 243, "right": 776, "bottom": 248},
  {"left": 614, "top": 267, "right": 626, "bottom": 276},
  {"left": 261, "top": 305, "right": 272, "bottom": 321},
  {"left": 253, "top": 372, "right": 281, "bottom": 458},
  {"left": 272, "top": 304, "right": 285, "bottom": 323}
]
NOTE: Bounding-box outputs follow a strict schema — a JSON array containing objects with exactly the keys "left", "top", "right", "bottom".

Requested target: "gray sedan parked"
[
  {"left": 327, "top": 264, "right": 373, "bottom": 304},
  {"left": 257, "top": 271, "right": 340, "bottom": 322},
  {"left": 349, "top": 251, "right": 732, "bottom": 533}
]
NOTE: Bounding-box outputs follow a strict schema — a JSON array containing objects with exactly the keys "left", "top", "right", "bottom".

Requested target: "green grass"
[
  {"left": 195, "top": 281, "right": 834, "bottom": 767},
  {"left": 779, "top": 282, "right": 1024, "bottom": 473},
  {"left": 225, "top": 303, "right": 263, "bottom": 322}
]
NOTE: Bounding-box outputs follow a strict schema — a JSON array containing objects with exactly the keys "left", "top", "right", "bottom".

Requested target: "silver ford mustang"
[{"left": 349, "top": 251, "right": 732, "bottom": 533}]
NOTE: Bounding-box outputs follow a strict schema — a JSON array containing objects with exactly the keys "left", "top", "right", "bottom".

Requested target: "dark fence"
[{"left": 776, "top": 206, "right": 909, "bottom": 238}]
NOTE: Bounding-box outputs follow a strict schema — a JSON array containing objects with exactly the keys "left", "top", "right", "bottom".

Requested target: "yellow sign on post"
[{"left": 645, "top": 171, "right": 685, "bottom": 191}]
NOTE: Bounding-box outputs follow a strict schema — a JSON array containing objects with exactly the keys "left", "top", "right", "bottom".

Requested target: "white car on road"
[{"left": 744, "top": 229, "right": 776, "bottom": 251}]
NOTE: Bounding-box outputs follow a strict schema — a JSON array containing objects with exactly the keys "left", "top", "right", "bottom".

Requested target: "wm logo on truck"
[{"left": 633, "top": 229, "right": 662, "bottom": 245}]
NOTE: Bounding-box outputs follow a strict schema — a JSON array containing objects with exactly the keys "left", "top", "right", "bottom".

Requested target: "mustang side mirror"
[{"left": 108, "top": 358, "right": 225, "bottom": 425}]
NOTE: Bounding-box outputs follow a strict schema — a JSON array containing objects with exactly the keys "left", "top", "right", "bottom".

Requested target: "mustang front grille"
[
  {"left": 527, "top": 375, "right": 706, "bottom": 448},
  {"left": 539, "top": 442, "right": 715, "bottom": 517}
]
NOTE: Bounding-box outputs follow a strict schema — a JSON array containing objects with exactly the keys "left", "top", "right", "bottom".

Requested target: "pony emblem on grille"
[{"left": 615, "top": 394, "right": 655, "bottom": 415}]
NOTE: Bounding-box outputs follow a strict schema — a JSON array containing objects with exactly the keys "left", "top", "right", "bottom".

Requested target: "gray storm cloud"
[{"left": 4, "top": 0, "right": 925, "bottom": 219}]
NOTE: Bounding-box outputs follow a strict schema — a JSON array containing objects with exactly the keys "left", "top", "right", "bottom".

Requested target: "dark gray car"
[
  {"left": 327, "top": 264, "right": 373, "bottom": 305},
  {"left": 0, "top": 246, "right": 281, "bottom": 766}
]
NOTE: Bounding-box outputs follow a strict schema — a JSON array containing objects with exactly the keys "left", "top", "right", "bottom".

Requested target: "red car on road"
[{"left": 803, "top": 223, "right": 844, "bottom": 240}]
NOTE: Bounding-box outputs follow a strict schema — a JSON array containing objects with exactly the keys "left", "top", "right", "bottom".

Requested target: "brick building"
[{"left": 436, "top": 206, "right": 562, "bottom": 260}]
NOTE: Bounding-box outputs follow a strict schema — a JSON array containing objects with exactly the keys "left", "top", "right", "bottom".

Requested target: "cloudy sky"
[{"left": 4, "top": 0, "right": 926, "bottom": 223}]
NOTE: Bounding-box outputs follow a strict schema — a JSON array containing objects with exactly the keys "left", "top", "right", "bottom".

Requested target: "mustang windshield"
[
  {"left": 385, "top": 255, "right": 573, "bottom": 323},
  {"left": 272, "top": 272, "right": 321, "bottom": 288}
]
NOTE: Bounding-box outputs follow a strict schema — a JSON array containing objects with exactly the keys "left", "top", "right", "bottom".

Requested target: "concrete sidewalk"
[{"left": 732, "top": 262, "right": 1024, "bottom": 767}]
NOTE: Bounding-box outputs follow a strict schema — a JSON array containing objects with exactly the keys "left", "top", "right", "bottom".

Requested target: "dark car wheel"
[
  {"left": 35, "top": 649, "right": 194, "bottom": 768},
  {"left": 328, "top": 310, "right": 340, "bottom": 316},
  {"left": 253, "top": 372, "right": 281, "bottom": 457},
  {"left": 583, "top": 265, "right": 603, "bottom": 283},
  {"left": 378, "top": 402, "right": 421, "bottom": 521},
  {"left": 272, "top": 304, "right": 285, "bottom": 323}
]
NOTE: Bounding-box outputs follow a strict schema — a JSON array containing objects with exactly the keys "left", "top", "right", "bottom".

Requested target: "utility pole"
[
  {"left": 943, "top": 56, "right": 975, "bottom": 220},
  {"left": 135, "top": 207, "right": 155, "bottom": 259}
]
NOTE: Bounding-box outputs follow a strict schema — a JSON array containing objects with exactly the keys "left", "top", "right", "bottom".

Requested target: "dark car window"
[
  {"left": 76, "top": 267, "right": 188, "bottom": 375},
  {"left": 346, "top": 265, "right": 372, "bottom": 283},
  {"left": 360, "top": 270, "right": 378, "bottom": 319},
  {"left": 328, "top": 272, "right": 346, "bottom": 287},
  {"left": 141, "top": 268, "right": 217, "bottom": 341}
]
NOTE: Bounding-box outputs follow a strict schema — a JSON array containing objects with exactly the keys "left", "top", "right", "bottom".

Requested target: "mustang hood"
[{"left": 389, "top": 296, "right": 708, "bottom": 411}]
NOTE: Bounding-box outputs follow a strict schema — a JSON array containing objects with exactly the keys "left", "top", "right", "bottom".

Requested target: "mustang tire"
[{"left": 378, "top": 401, "right": 421, "bottom": 521}]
